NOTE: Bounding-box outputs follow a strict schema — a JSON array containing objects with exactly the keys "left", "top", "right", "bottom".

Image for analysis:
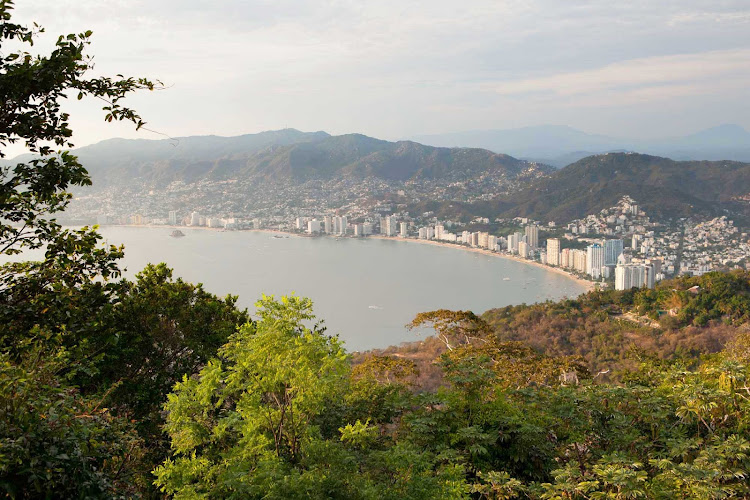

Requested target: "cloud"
[
  {"left": 486, "top": 49, "right": 750, "bottom": 101},
  {"left": 7, "top": 0, "right": 750, "bottom": 144}
]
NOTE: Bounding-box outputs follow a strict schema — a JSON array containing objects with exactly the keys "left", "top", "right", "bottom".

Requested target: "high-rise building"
[
  {"left": 307, "top": 219, "right": 321, "bottom": 233},
  {"left": 380, "top": 215, "right": 396, "bottom": 237},
  {"left": 488, "top": 235, "right": 498, "bottom": 251},
  {"left": 434, "top": 224, "right": 444, "bottom": 240},
  {"left": 571, "top": 249, "right": 587, "bottom": 273},
  {"left": 339, "top": 216, "right": 348, "bottom": 235},
  {"left": 507, "top": 233, "right": 518, "bottom": 254},
  {"left": 604, "top": 239, "right": 624, "bottom": 266},
  {"left": 168, "top": 210, "right": 178, "bottom": 225},
  {"left": 478, "top": 232, "right": 489, "bottom": 248},
  {"left": 190, "top": 211, "right": 201, "bottom": 226},
  {"left": 631, "top": 234, "right": 642, "bottom": 250},
  {"left": 525, "top": 224, "right": 539, "bottom": 249},
  {"left": 546, "top": 238, "right": 561, "bottom": 266},
  {"left": 518, "top": 241, "right": 529, "bottom": 259},
  {"left": 400, "top": 222, "right": 408, "bottom": 237},
  {"left": 586, "top": 243, "right": 605, "bottom": 279},
  {"left": 324, "top": 216, "right": 332, "bottom": 234},
  {"left": 207, "top": 218, "right": 223, "bottom": 228},
  {"left": 561, "top": 248, "right": 571, "bottom": 268},
  {"left": 615, "top": 263, "right": 656, "bottom": 290}
]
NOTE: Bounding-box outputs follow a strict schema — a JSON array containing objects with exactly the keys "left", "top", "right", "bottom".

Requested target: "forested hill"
[
  {"left": 29, "top": 130, "right": 552, "bottom": 189},
  {"left": 482, "top": 152, "right": 750, "bottom": 222}
]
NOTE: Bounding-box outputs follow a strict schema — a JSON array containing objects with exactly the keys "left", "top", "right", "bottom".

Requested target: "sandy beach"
[{"left": 369, "top": 234, "right": 596, "bottom": 292}]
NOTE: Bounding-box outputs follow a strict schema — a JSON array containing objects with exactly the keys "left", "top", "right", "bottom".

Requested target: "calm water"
[{"left": 80, "top": 227, "right": 585, "bottom": 350}]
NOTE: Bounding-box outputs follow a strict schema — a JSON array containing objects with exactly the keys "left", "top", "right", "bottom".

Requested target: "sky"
[{"left": 10, "top": 0, "right": 750, "bottom": 151}]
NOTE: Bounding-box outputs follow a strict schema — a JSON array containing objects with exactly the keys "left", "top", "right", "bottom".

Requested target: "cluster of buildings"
[
  {"left": 99, "top": 192, "right": 748, "bottom": 293},
  {"left": 545, "top": 237, "right": 659, "bottom": 289},
  {"left": 679, "top": 216, "right": 749, "bottom": 275}
]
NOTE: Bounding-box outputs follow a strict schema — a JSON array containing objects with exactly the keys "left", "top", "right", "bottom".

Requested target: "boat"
[
  {"left": 273, "top": 235, "right": 284, "bottom": 239},
  {"left": 170, "top": 230, "right": 185, "bottom": 238}
]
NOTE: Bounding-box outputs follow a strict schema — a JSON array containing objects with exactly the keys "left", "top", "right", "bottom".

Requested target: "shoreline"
[
  {"left": 111, "top": 223, "right": 595, "bottom": 293},
  {"left": 368, "top": 234, "right": 596, "bottom": 293}
]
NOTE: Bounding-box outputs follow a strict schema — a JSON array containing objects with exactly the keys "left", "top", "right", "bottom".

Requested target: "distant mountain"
[
  {"left": 413, "top": 124, "right": 750, "bottom": 166},
  {"left": 484, "top": 152, "right": 750, "bottom": 222},
  {"left": 413, "top": 125, "right": 621, "bottom": 163},
  {"left": 11, "top": 130, "right": 551, "bottom": 189},
  {"left": 641, "top": 124, "right": 750, "bottom": 162}
]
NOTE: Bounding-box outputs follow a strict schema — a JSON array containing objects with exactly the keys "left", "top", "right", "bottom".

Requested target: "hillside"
[
  {"left": 39, "top": 131, "right": 552, "bottom": 189},
  {"left": 487, "top": 152, "right": 750, "bottom": 222}
]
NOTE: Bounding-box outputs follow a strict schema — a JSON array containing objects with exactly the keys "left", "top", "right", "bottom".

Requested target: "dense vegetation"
[
  {"left": 152, "top": 296, "right": 750, "bottom": 499},
  {"left": 2, "top": 5, "right": 750, "bottom": 498}
]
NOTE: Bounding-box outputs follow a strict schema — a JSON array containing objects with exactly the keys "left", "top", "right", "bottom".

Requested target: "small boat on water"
[{"left": 170, "top": 230, "right": 185, "bottom": 238}]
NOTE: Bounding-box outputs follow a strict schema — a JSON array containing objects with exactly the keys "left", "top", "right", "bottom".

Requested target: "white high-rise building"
[
  {"left": 295, "top": 217, "right": 306, "bottom": 231},
  {"left": 631, "top": 234, "right": 642, "bottom": 251},
  {"left": 400, "top": 222, "right": 408, "bottom": 237},
  {"left": 168, "top": 211, "right": 178, "bottom": 225},
  {"left": 507, "top": 233, "right": 519, "bottom": 254},
  {"left": 546, "top": 238, "right": 561, "bottom": 266},
  {"left": 586, "top": 243, "right": 605, "bottom": 279},
  {"left": 604, "top": 239, "right": 624, "bottom": 266},
  {"left": 307, "top": 219, "right": 321, "bottom": 233},
  {"left": 615, "top": 263, "right": 656, "bottom": 290},
  {"left": 435, "top": 224, "right": 445, "bottom": 240},
  {"left": 525, "top": 224, "right": 539, "bottom": 249},
  {"left": 362, "top": 222, "right": 373, "bottom": 235},
  {"left": 418, "top": 227, "right": 428, "bottom": 239}
]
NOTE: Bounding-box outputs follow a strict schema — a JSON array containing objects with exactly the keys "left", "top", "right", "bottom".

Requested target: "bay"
[{"left": 88, "top": 226, "right": 588, "bottom": 351}]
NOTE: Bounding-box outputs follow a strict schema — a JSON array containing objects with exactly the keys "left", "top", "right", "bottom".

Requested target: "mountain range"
[
  {"left": 22, "top": 129, "right": 550, "bottom": 189},
  {"left": 412, "top": 124, "right": 750, "bottom": 167},
  {"left": 8, "top": 128, "right": 750, "bottom": 225}
]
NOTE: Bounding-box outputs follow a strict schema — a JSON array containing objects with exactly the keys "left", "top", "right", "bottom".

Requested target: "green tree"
[
  {"left": 155, "top": 295, "right": 352, "bottom": 498},
  {"left": 0, "top": 2, "right": 165, "bottom": 494}
]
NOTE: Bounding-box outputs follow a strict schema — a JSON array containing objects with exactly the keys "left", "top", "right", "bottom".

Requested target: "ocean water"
[{"left": 83, "top": 227, "right": 587, "bottom": 350}]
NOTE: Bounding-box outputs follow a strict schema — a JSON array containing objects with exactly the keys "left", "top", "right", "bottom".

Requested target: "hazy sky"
[{"left": 11, "top": 0, "right": 750, "bottom": 149}]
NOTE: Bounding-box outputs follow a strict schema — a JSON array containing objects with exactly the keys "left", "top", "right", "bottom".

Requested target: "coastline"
[
  {"left": 368, "top": 234, "right": 596, "bottom": 293},
  {"left": 110, "top": 224, "right": 595, "bottom": 293}
]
